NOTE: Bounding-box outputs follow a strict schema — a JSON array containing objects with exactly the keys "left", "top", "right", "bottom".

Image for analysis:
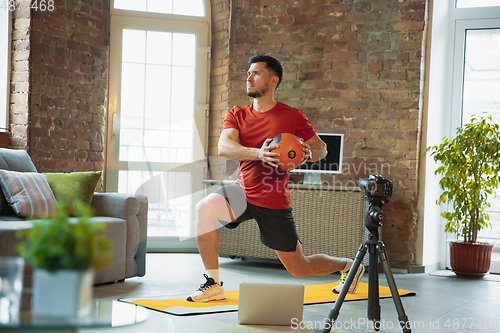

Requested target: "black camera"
[
  {"left": 360, "top": 175, "right": 393, "bottom": 239},
  {"left": 359, "top": 175, "right": 393, "bottom": 200}
]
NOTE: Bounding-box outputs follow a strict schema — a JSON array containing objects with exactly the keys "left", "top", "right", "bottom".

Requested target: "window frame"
[
  {"left": 108, "top": 0, "right": 211, "bottom": 252},
  {"left": 1, "top": 9, "right": 11, "bottom": 130},
  {"left": 448, "top": 3, "right": 500, "bottom": 273}
]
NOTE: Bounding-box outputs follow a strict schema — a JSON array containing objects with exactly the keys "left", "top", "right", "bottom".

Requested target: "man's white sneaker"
[
  {"left": 186, "top": 274, "right": 226, "bottom": 302},
  {"left": 332, "top": 264, "right": 365, "bottom": 294}
]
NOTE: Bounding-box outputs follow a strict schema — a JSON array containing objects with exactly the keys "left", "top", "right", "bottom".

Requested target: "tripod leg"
[
  {"left": 378, "top": 242, "right": 412, "bottom": 333},
  {"left": 323, "top": 243, "right": 367, "bottom": 333},
  {"left": 368, "top": 243, "right": 381, "bottom": 331}
]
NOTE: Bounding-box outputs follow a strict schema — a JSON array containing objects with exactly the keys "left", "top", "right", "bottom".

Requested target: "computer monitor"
[{"left": 291, "top": 133, "right": 344, "bottom": 185}]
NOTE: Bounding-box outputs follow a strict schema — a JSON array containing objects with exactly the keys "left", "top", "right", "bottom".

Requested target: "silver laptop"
[{"left": 238, "top": 283, "right": 304, "bottom": 326}]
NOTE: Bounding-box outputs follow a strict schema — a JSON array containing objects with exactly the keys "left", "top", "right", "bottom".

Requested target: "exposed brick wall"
[
  {"left": 209, "top": 0, "right": 235, "bottom": 179},
  {"left": 208, "top": 0, "right": 428, "bottom": 266},
  {"left": 28, "top": 0, "right": 109, "bottom": 175}
]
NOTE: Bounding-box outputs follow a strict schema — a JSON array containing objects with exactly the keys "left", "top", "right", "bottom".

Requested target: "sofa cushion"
[
  {"left": 0, "top": 170, "right": 57, "bottom": 218},
  {"left": 0, "top": 148, "right": 38, "bottom": 215},
  {"left": 0, "top": 148, "right": 37, "bottom": 172},
  {"left": 44, "top": 171, "right": 101, "bottom": 216}
]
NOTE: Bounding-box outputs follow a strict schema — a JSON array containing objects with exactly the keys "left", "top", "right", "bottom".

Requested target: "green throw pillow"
[{"left": 43, "top": 171, "right": 102, "bottom": 216}]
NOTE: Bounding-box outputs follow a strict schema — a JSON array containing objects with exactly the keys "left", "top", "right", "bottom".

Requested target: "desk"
[{"left": 0, "top": 299, "right": 148, "bottom": 331}]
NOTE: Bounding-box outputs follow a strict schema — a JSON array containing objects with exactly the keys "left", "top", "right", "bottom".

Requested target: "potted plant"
[
  {"left": 428, "top": 113, "right": 500, "bottom": 277},
  {"left": 17, "top": 203, "right": 113, "bottom": 317}
]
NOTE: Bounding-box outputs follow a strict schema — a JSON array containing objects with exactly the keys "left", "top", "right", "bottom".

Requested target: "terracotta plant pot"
[{"left": 450, "top": 241, "right": 494, "bottom": 277}]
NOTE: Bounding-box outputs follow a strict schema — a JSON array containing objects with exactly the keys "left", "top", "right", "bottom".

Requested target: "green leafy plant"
[
  {"left": 427, "top": 113, "right": 500, "bottom": 243},
  {"left": 17, "top": 203, "right": 113, "bottom": 272}
]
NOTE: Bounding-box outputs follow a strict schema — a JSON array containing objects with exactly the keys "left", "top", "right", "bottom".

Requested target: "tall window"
[
  {"left": 108, "top": 1, "right": 210, "bottom": 251},
  {"left": 449, "top": 1, "right": 500, "bottom": 272},
  {"left": 460, "top": 29, "right": 500, "bottom": 124}
]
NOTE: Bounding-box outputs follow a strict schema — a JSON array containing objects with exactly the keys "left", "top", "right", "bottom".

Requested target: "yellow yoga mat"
[{"left": 119, "top": 282, "right": 416, "bottom": 316}]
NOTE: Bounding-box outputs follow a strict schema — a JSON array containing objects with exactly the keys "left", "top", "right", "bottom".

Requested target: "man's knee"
[
  {"left": 196, "top": 195, "right": 220, "bottom": 215},
  {"left": 286, "top": 265, "right": 309, "bottom": 277},
  {"left": 280, "top": 257, "right": 310, "bottom": 277},
  {"left": 196, "top": 194, "right": 232, "bottom": 223},
  {"left": 195, "top": 197, "right": 210, "bottom": 215}
]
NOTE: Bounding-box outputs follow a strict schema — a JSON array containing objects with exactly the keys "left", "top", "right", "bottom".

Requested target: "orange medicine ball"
[{"left": 269, "top": 133, "right": 304, "bottom": 171}]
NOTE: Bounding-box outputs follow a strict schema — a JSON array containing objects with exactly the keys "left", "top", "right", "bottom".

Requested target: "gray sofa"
[{"left": 0, "top": 148, "right": 148, "bottom": 285}]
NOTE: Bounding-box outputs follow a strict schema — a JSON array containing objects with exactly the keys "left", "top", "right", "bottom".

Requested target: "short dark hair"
[{"left": 249, "top": 55, "right": 283, "bottom": 89}]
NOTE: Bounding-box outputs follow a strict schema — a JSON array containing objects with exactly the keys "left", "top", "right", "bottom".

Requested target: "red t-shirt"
[{"left": 223, "top": 102, "right": 316, "bottom": 209}]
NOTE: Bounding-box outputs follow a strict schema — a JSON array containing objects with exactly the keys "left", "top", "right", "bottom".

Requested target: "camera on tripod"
[
  {"left": 359, "top": 174, "right": 393, "bottom": 201},
  {"left": 359, "top": 175, "right": 393, "bottom": 238},
  {"left": 323, "top": 174, "right": 411, "bottom": 333}
]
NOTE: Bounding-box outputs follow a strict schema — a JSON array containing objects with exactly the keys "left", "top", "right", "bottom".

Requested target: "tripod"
[{"left": 323, "top": 199, "right": 411, "bottom": 333}]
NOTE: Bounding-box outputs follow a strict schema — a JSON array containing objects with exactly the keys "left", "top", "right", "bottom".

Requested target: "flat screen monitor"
[{"left": 291, "top": 133, "right": 344, "bottom": 184}]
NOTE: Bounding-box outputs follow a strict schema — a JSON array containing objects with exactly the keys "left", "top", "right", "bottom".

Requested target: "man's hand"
[
  {"left": 300, "top": 139, "right": 312, "bottom": 165},
  {"left": 257, "top": 138, "right": 280, "bottom": 168},
  {"left": 300, "top": 135, "right": 327, "bottom": 164}
]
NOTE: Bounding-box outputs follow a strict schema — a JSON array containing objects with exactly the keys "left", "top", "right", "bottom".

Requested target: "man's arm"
[
  {"left": 301, "top": 134, "right": 327, "bottom": 164},
  {"left": 218, "top": 128, "right": 280, "bottom": 166}
]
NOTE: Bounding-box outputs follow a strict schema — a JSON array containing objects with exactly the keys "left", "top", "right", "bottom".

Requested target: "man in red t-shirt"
[{"left": 187, "top": 55, "right": 364, "bottom": 302}]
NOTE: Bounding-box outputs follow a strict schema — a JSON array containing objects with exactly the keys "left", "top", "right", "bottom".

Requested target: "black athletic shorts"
[{"left": 213, "top": 184, "right": 300, "bottom": 252}]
